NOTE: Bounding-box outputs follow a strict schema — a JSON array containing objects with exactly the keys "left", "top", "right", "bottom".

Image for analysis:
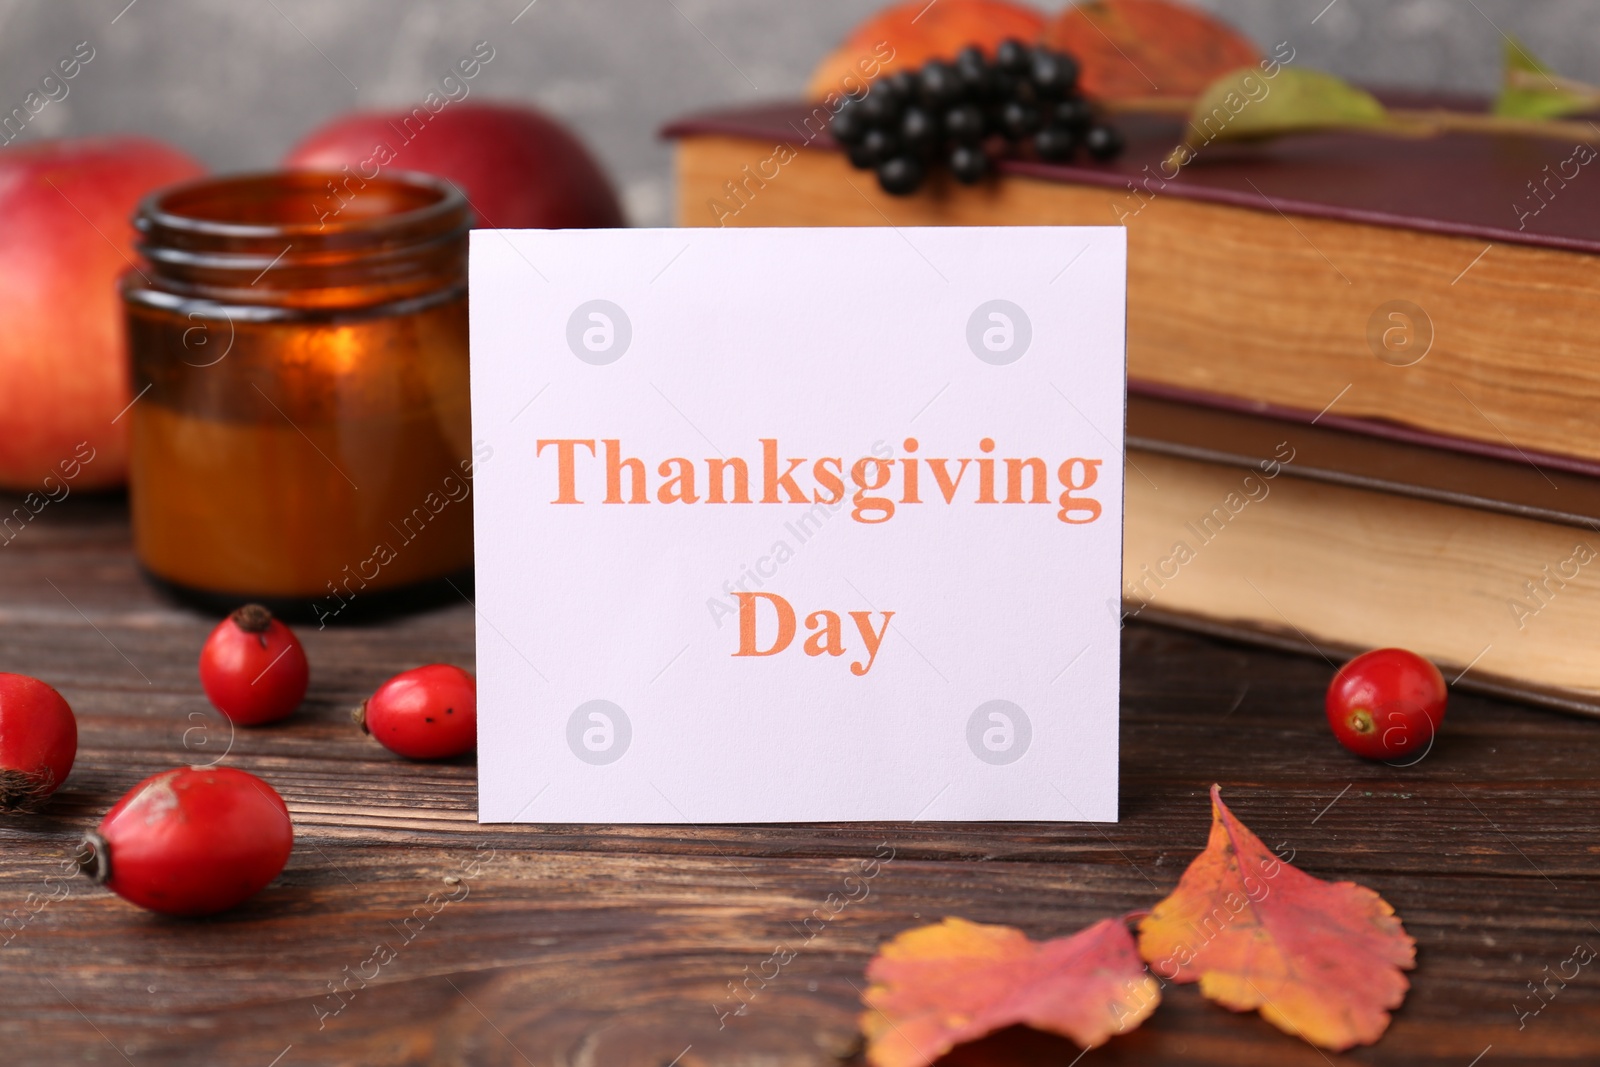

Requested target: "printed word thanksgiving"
[{"left": 534, "top": 437, "right": 1104, "bottom": 525}]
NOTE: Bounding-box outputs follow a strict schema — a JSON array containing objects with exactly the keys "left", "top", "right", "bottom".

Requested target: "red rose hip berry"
[
  {"left": 355, "top": 664, "right": 476, "bottom": 760},
  {"left": 0, "top": 673, "right": 77, "bottom": 811},
  {"left": 1326, "top": 647, "right": 1447, "bottom": 762},
  {"left": 77, "top": 766, "right": 292, "bottom": 917},
  {"left": 199, "top": 604, "right": 309, "bottom": 725}
]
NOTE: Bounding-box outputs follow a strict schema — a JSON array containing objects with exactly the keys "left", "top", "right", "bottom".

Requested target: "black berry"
[
  {"left": 918, "top": 60, "right": 961, "bottom": 109},
  {"left": 858, "top": 90, "right": 902, "bottom": 126},
  {"left": 1053, "top": 98, "right": 1094, "bottom": 133},
  {"left": 1034, "top": 125, "right": 1077, "bottom": 163},
  {"left": 995, "top": 39, "right": 1031, "bottom": 77},
  {"left": 831, "top": 105, "right": 867, "bottom": 146},
  {"left": 944, "top": 103, "right": 986, "bottom": 143},
  {"left": 901, "top": 107, "right": 940, "bottom": 153},
  {"left": 885, "top": 70, "right": 919, "bottom": 102},
  {"left": 1029, "top": 50, "right": 1079, "bottom": 98},
  {"left": 859, "top": 127, "right": 899, "bottom": 164},
  {"left": 954, "top": 45, "right": 991, "bottom": 94},
  {"left": 949, "top": 143, "right": 990, "bottom": 184},
  {"left": 1084, "top": 124, "right": 1125, "bottom": 161},
  {"left": 999, "top": 100, "right": 1041, "bottom": 140},
  {"left": 877, "top": 155, "right": 925, "bottom": 196}
]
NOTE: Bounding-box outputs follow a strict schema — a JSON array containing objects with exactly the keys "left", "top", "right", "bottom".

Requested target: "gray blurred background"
[{"left": 4, "top": 0, "right": 1598, "bottom": 226}]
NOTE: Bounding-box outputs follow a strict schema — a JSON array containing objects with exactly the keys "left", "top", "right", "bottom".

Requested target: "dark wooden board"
[{"left": 1, "top": 491, "right": 1597, "bottom": 1066}]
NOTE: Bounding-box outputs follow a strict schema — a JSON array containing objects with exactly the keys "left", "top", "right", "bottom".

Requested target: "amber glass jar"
[{"left": 122, "top": 171, "right": 474, "bottom": 620}]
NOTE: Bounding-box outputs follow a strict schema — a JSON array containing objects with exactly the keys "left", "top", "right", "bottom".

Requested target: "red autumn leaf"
[
  {"left": 1138, "top": 785, "right": 1416, "bottom": 1051},
  {"left": 860, "top": 916, "right": 1159, "bottom": 1067},
  {"left": 807, "top": 0, "right": 1047, "bottom": 100},
  {"left": 1042, "top": 0, "right": 1261, "bottom": 101}
]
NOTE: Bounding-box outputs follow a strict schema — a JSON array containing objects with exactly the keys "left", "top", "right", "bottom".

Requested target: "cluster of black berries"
[{"left": 830, "top": 39, "right": 1125, "bottom": 196}]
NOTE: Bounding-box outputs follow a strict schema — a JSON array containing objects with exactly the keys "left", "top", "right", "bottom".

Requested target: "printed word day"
[{"left": 534, "top": 437, "right": 1105, "bottom": 525}]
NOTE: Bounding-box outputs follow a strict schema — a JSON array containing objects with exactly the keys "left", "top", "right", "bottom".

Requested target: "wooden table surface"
[{"left": 1, "top": 490, "right": 1596, "bottom": 1067}]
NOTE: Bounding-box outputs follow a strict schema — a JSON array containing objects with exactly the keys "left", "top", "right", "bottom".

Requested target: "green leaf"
[
  {"left": 1493, "top": 35, "right": 1600, "bottom": 120},
  {"left": 1181, "top": 67, "right": 1389, "bottom": 150}
]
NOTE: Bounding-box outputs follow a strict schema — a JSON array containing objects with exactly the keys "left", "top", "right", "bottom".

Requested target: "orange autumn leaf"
[
  {"left": 1138, "top": 785, "right": 1416, "bottom": 1051},
  {"left": 806, "top": 0, "right": 1047, "bottom": 100},
  {"left": 860, "top": 916, "right": 1158, "bottom": 1067},
  {"left": 1042, "top": 0, "right": 1261, "bottom": 101}
]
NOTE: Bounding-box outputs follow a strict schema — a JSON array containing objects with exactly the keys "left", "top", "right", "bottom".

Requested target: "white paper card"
[{"left": 469, "top": 226, "right": 1126, "bottom": 823}]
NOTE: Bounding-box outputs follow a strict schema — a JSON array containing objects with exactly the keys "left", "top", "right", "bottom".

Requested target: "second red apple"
[{"left": 283, "top": 101, "right": 624, "bottom": 230}]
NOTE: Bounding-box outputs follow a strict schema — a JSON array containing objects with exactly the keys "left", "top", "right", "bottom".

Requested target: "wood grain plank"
[{"left": 0, "top": 492, "right": 1597, "bottom": 1065}]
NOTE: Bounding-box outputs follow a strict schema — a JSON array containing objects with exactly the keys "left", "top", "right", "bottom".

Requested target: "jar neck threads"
[{"left": 128, "top": 170, "right": 470, "bottom": 309}]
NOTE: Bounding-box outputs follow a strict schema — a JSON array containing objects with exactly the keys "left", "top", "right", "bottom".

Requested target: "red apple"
[
  {"left": 283, "top": 101, "right": 623, "bottom": 230},
  {"left": 0, "top": 137, "right": 204, "bottom": 491}
]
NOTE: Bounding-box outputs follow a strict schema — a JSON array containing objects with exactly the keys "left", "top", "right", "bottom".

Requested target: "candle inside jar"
[{"left": 123, "top": 171, "right": 473, "bottom": 614}]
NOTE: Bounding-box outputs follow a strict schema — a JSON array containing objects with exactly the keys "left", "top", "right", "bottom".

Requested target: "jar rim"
[
  {"left": 128, "top": 169, "right": 470, "bottom": 305},
  {"left": 135, "top": 169, "right": 470, "bottom": 244}
]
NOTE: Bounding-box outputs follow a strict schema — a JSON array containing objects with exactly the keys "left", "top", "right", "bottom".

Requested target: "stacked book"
[{"left": 665, "top": 96, "right": 1600, "bottom": 713}]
